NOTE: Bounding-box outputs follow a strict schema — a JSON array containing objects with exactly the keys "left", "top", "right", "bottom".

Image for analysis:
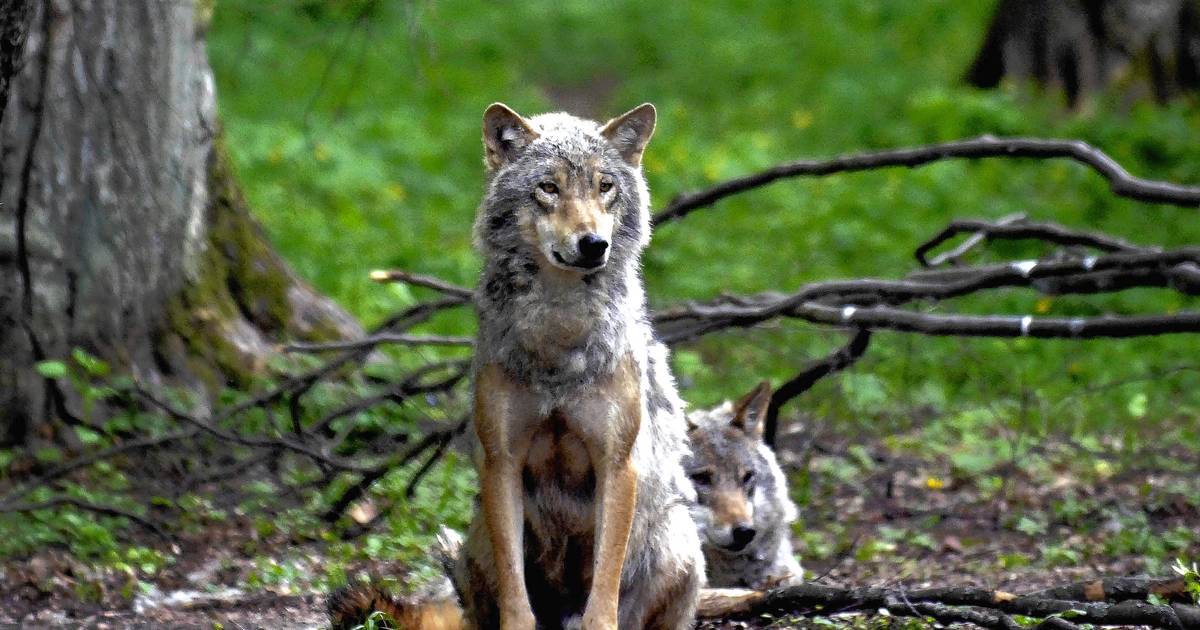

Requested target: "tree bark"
[
  {"left": 0, "top": 0, "right": 360, "bottom": 446},
  {"left": 967, "top": 0, "right": 1200, "bottom": 105},
  {"left": 0, "top": 0, "right": 33, "bottom": 128}
]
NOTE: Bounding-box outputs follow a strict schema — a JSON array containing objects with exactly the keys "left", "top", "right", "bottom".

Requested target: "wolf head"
[
  {"left": 684, "top": 382, "right": 797, "bottom": 553},
  {"left": 474, "top": 103, "right": 656, "bottom": 274}
]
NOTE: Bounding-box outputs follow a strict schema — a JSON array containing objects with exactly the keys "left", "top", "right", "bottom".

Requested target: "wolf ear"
[
  {"left": 600, "top": 103, "right": 656, "bottom": 167},
  {"left": 730, "top": 381, "right": 772, "bottom": 439},
  {"left": 483, "top": 103, "right": 539, "bottom": 171}
]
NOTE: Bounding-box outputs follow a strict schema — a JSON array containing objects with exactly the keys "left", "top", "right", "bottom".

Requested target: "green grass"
[
  {"left": 209, "top": 0, "right": 1200, "bottom": 426},
  {"left": 5, "top": 2, "right": 1198, "bottom": 605},
  {"left": 205, "top": 2, "right": 1200, "bottom": 577}
]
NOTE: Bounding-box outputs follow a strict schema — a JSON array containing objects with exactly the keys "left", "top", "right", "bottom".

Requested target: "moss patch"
[{"left": 160, "top": 136, "right": 357, "bottom": 393}]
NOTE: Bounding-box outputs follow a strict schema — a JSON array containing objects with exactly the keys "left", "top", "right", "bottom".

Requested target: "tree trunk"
[
  {"left": 0, "top": 0, "right": 361, "bottom": 447},
  {"left": 967, "top": 0, "right": 1200, "bottom": 106},
  {"left": 0, "top": 0, "right": 33, "bottom": 129}
]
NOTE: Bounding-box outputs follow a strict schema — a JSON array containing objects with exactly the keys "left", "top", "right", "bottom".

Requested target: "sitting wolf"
[{"left": 683, "top": 382, "right": 804, "bottom": 590}]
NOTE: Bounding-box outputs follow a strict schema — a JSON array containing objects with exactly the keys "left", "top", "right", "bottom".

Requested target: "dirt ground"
[{"left": 3, "top": 419, "right": 1196, "bottom": 629}]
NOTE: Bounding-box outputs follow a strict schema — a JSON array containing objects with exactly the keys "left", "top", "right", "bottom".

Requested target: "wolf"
[
  {"left": 458, "top": 102, "right": 703, "bottom": 630},
  {"left": 683, "top": 382, "right": 804, "bottom": 590},
  {"left": 330, "top": 103, "right": 703, "bottom": 630}
]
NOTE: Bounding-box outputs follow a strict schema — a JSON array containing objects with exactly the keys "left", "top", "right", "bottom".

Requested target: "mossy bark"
[
  {"left": 157, "top": 139, "right": 362, "bottom": 396},
  {"left": 0, "top": 0, "right": 360, "bottom": 445}
]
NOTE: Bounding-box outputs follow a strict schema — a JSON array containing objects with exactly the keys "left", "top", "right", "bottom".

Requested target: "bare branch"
[
  {"left": 655, "top": 247, "right": 1200, "bottom": 343},
  {"left": 916, "top": 215, "right": 1153, "bottom": 267},
  {"left": 283, "top": 333, "right": 474, "bottom": 353},
  {"left": 764, "top": 328, "right": 871, "bottom": 447},
  {"left": 698, "top": 581, "right": 1200, "bottom": 628},
  {"left": 793, "top": 303, "right": 1200, "bottom": 338},
  {"left": 369, "top": 268, "right": 475, "bottom": 300},
  {"left": 653, "top": 135, "right": 1200, "bottom": 226},
  {"left": 919, "top": 212, "right": 1028, "bottom": 266},
  {"left": 0, "top": 496, "right": 171, "bottom": 541}
]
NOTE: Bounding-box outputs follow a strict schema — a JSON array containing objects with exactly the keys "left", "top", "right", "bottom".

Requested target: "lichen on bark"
[{"left": 158, "top": 136, "right": 362, "bottom": 394}]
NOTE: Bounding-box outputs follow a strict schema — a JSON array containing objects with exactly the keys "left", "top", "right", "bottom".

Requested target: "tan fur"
[
  {"left": 474, "top": 353, "right": 643, "bottom": 630},
  {"left": 328, "top": 584, "right": 464, "bottom": 630},
  {"left": 580, "top": 353, "right": 642, "bottom": 630},
  {"left": 709, "top": 488, "right": 752, "bottom": 527},
  {"left": 473, "top": 363, "right": 537, "bottom": 630}
]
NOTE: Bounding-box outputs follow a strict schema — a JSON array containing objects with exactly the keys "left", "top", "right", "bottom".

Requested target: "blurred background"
[
  {"left": 2, "top": 1, "right": 1199, "bottom": 625},
  {"left": 210, "top": 0, "right": 1200, "bottom": 409}
]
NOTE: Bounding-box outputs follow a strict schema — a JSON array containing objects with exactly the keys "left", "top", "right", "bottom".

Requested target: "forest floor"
[{"left": 3, "top": 416, "right": 1197, "bottom": 629}]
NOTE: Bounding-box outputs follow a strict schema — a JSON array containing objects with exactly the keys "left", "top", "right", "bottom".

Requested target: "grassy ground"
[
  {"left": 208, "top": 0, "right": 1200, "bottom": 415},
  {"left": 3, "top": 1, "right": 1199, "bottom": 626},
  {"left": 204, "top": 0, "right": 1200, "bottom": 570}
]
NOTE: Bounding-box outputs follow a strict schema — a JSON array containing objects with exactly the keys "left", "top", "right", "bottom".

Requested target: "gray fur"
[
  {"left": 684, "top": 401, "right": 804, "bottom": 590},
  {"left": 459, "top": 107, "right": 703, "bottom": 629}
]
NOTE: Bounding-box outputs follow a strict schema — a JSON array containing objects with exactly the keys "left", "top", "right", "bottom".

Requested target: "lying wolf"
[{"left": 684, "top": 382, "right": 804, "bottom": 590}]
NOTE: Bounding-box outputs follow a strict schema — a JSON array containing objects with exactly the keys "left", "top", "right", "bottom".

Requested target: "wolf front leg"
[
  {"left": 581, "top": 355, "right": 643, "bottom": 630},
  {"left": 474, "top": 363, "right": 536, "bottom": 630}
]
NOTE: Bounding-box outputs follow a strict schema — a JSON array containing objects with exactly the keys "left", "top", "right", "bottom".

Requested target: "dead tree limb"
[
  {"left": 370, "top": 268, "right": 475, "bottom": 299},
  {"left": 919, "top": 212, "right": 1028, "bottom": 266},
  {"left": 283, "top": 333, "right": 474, "bottom": 353},
  {"left": 698, "top": 582, "right": 1200, "bottom": 628},
  {"left": 653, "top": 135, "right": 1200, "bottom": 226},
  {"left": 764, "top": 328, "right": 871, "bottom": 447},
  {"left": 1027, "top": 577, "right": 1193, "bottom": 604},
  {"left": 0, "top": 496, "right": 171, "bottom": 541},
  {"left": 915, "top": 215, "right": 1153, "bottom": 266}
]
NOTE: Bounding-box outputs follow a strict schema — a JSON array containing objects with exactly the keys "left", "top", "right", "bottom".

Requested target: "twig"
[
  {"left": 653, "top": 135, "right": 1200, "bottom": 226},
  {"left": 403, "top": 416, "right": 467, "bottom": 498},
  {"left": 0, "top": 429, "right": 198, "bottom": 506},
  {"left": 0, "top": 496, "right": 171, "bottom": 541},
  {"left": 919, "top": 212, "right": 1028, "bottom": 266},
  {"left": 916, "top": 215, "right": 1152, "bottom": 267},
  {"left": 284, "top": 333, "right": 473, "bottom": 353},
  {"left": 321, "top": 426, "right": 454, "bottom": 523},
  {"left": 369, "top": 269, "right": 475, "bottom": 300},
  {"left": 764, "top": 328, "right": 871, "bottom": 447}
]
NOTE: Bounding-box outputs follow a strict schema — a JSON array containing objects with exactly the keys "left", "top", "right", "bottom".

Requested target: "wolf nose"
[
  {"left": 730, "top": 526, "right": 757, "bottom": 550},
  {"left": 577, "top": 233, "right": 609, "bottom": 260}
]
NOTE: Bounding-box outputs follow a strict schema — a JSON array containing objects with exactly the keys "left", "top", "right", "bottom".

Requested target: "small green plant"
[
  {"left": 354, "top": 610, "right": 395, "bottom": 630},
  {"left": 1174, "top": 558, "right": 1200, "bottom": 604}
]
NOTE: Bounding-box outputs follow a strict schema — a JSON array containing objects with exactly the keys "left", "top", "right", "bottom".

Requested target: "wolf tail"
[
  {"left": 327, "top": 584, "right": 463, "bottom": 630},
  {"left": 328, "top": 527, "right": 467, "bottom": 630}
]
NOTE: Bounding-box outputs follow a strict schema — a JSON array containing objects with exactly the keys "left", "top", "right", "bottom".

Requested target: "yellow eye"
[
  {"left": 538, "top": 182, "right": 558, "bottom": 194},
  {"left": 599, "top": 179, "right": 613, "bottom": 193}
]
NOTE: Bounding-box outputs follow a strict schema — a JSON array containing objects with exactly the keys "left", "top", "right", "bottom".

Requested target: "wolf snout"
[
  {"left": 577, "top": 233, "right": 609, "bottom": 260},
  {"left": 728, "top": 525, "right": 757, "bottom": 551}
]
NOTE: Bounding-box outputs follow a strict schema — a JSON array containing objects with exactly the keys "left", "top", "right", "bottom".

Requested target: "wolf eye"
[
  {"left": 538, "top": 182, "right": 558, "bottom": 195},
  {"left": 598, "top": 178, "right": 614, "bottom": 193},
  {"left": 689, "top": 471, "right": 713, "bottom": 487},
  {"left": 742, "top": 471, "right": 756, "bottom": 486}
]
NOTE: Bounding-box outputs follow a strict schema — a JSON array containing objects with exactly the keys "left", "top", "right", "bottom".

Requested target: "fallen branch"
[
  {"left": 0, "top": 496, "right": 171, "bottom": 541},
  {"left": 369, "top": 268, "right": 474, "bottom": 300},
  {"left": 764, "top": 328, "right": 871, "bottom": 447},
  {"left": 283, "top": 333, "right": 474, "bottom": 353},
  {"left": 915, "top": 215, "right": 1153, "bottom": 266},
  {"left": 1027, "top": 577, "right": 1192, "bottom": 604},
  {"left": 653, "top": 135, "right": 1200, "bottom": 226},
  {"left": 697, "top": 581, "right": 1200, "bottom": 628}
]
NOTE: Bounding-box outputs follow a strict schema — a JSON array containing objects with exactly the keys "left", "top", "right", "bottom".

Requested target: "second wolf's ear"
[
  {"left": 600, "top": 103, "right": 656, "bottom": 167},
  {"left": 730, "top": 381, "right": 772, "bottom": 440},
  {"left": 483, "top": 103, "right": 539, "bottom": 171}
]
